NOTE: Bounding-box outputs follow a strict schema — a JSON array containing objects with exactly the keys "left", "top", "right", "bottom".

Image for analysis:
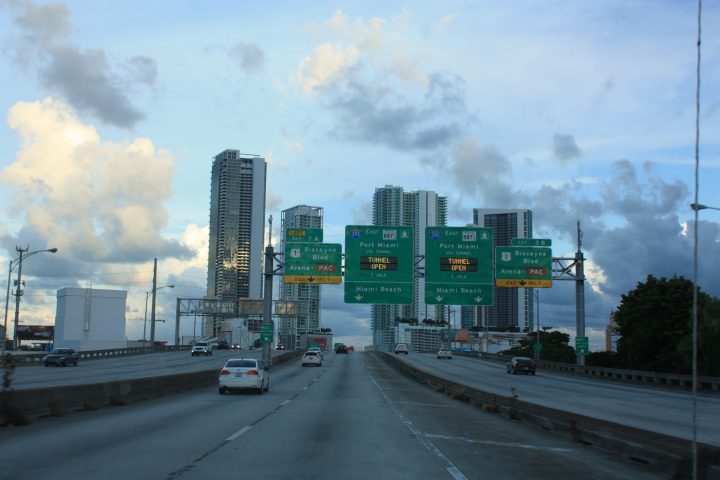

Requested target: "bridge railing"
[
  {"left": 455, "top": 351, "right": 720, "bottom": 392},
  {"left": 3, "top": 345, "right": 191, "bottom": 367}
]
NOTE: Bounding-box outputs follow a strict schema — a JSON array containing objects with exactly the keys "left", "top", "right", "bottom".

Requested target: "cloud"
[
  {"left": 297, "top": 11, "right": 473, "bottom": 152},
  {"left": 228, "top": 42, "right": 265, "bottom": 73},
  {"left": 552, "top": 134, "right": 581, "bottom": 162},
  {"left": 296, "top": 42, "right": 359, "bottom": 95},
  {"left": 1, "top": 98, "right": 192, "bottom": 263},
  {"left": 327, "top": 72, "right": 470, "bottom": 151},
  {"left": 440, "top": 13, "right": 457, "bottom": 28},
  {"left": 2, "top": 0, "right": 155, "bottom": 128}
]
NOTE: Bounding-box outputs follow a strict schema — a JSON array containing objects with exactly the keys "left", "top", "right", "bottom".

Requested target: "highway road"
[
  {"left": 0, "top": 352, "right": 659, "bottom": 480},
  {"left": 9, "top": 349, "right": 282, "bottom": 389},
  {"left": 397, "top": 352, "right": 720, "bottom": 447}
]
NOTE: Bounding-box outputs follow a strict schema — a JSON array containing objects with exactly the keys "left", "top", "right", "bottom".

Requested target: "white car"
[
  {"left": 436, "top": 348, "right": 452, "bottom": 359},
  {"left": 394, "top": 343, "right": 409, "bottom": 354},
  {"left": 308, "top": 347, "right": 323, "bottom": 358},
  {"left": 301, "top": 351, "right": 322, "bottom": 367},
  {"left": 191, "top": 341, "right": 212, "bottom": 356},
  {"left": 218, "top": 358, "right": 269, "bottom": 394}
]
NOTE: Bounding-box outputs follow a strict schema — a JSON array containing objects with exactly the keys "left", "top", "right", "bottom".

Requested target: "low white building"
[{"left": 54, "top": 288, "right": 127, "bottom": 351}]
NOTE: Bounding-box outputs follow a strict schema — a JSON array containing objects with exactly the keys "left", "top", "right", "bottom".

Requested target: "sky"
[{"left": 0, "top": 0, "right": 718, "bottom": 351}]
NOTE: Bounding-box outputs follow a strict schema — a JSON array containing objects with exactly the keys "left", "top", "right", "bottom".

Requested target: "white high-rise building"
[
  {"left": 279, "top": 205, "right": 323, "bottom": 349},
  {"left": 371, "top": 186, "right": 447, "bottom": 351},
  {"left": 206, "top": 150, "right": 267, "bottom": 336},
  {"left": 471, "top": 208, "right": 533, "bottom": 332}
]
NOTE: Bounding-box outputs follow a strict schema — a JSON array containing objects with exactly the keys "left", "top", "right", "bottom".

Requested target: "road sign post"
[
  {"left": 575, "top": 336, "right": 589, "bottom": 355},
  {"left": 283, "top": 242, "right": 342, "bottom": 284},
  {"left": 344, "top": 225, "right": 414, "bottom": 304},
  {"left": 495, "top": 246, "right": 553, "bottom": 288},
  {"left": 424, "top": 227, "right": 494, "bottom": 305},
  {"left": 260, "top": 323, "right": 274, "bottom": 343}
]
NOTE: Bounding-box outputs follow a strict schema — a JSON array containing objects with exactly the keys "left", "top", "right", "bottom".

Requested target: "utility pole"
[
  {"left": 262, "top": 216, "right": 274, "bottom": 367},
  {"left": 149, "top": 258, "right": 158, "bottom": 345},
  {"left": 575, "top": 222, "right": 586, "bottom": 366},
  {"left": 12, "top": 246, "right": 28, "bottom": 350}
]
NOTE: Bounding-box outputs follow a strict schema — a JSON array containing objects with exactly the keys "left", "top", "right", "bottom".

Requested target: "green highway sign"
[
  {"left": 424, "top": 227, "right": 493, "bottom": 305},
  {"left": 575, "top": 336, "right": 589, "bottom": 355},
  {"left": 344, "top": 225, "right": 414, "bottom": 304},
  {"left": 284, "top": 242, "right": 342, "bottom": 284},
  {"left": 511, "top": 238, "right": 552, "bottom": 247},
  {"left": 285, "top": 228, "right": 323, "bottom": 243},
  {"left": 260, "top": 323, "right": 274, "bottom": 343},
  {"left": 495, "top": 246, "right": 553, "bottom": 288}
]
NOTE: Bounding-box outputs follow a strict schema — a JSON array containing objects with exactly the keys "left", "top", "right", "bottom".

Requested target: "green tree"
[
  {"left": 502, "top": 330, "right": 576, "bottom": 363},
  {"left": 615, "top": 275, "right": 720, "bottom": 375}
]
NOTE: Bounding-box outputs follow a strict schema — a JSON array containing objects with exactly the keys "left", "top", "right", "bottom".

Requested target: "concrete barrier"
[
  {"left": 1, "top": 349, "right": 303, "bottom": 424},
  {"left": 376, "top": 351, "right": 720, "bottom": 478},
  {"left": 7, "top": 345, "right": 192, "bottom": 367},
  {"left": 454, "top": 351, "right": 720, "bottom": 392}
]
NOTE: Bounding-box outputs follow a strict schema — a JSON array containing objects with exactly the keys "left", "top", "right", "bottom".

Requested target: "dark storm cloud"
[
  {"left": 2, "top": 0, "right": 156, "bottom": 128},
  {"left": 552, "top": 134, "right": 581, "bottom": 163},
  {"left": 39, "top": 45, "right": 146, "bottom": 127},
  {"left": 327, "top": 72, "right": 471, "bottom": 151},
  {"left": 228, "top": 42, "right": 265, "bottom": 73}
]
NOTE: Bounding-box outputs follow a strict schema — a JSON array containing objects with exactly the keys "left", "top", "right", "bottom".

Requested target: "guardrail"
[
  {"left": 375, "top": 351, "right": 720, "bottom": 477},
  {"left": 454, "top": 351, "right": 720, "bottom": 392},
  {"left": 1, "top": 349, "right": 304, "bottom": 424},
  {"left": 4, "top": 345, "right": 192, "bottom": 367}
]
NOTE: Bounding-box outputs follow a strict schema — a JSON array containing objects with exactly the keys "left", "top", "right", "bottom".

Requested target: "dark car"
[
  {"left": 335, "top": 345, "right": 348, "bottom": 354},
  {"left": 506, "top": 356, "right": 537, "bottom": 375},
  {"left": 43, "top": 348, "right": 80, "bottom": 367},
  {"left": 216, "top": 341, "right": 230, "bottom": 350}
]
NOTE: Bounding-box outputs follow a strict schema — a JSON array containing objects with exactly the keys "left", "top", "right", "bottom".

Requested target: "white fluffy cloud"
[
  {"left": 1, "top": 97, "right": 189, "bottom": 262},
  {"left": 296, "top": 42, "right": 360, "bottom": 95}
]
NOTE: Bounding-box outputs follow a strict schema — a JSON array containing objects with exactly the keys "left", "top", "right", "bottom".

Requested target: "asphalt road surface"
[
  {"left": 397, "top": 352, "right": 720, "bottom": 447},
  {"left": 0, "top": 352, "right": 662, "bottom": 480}
]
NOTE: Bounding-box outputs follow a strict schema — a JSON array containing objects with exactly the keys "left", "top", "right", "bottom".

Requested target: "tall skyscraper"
[
  {"left": 471, "top": 208, "right": 533, "bottom": 332},
  {"left": 371, "top": 185, "right": 447, "bottom": 351},
  {"left": 206, "top": 149, "right": 267, "bottom": 336},
  {"left": 279, "top": 205, "right": 323, "bottom": 349}
]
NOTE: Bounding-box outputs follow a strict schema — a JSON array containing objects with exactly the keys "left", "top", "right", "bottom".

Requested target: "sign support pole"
[
  {"left": 262, "top": 216, "right": 274, "bottom": 367},
  {"left": 575, "top": 221, "right": 586, "bottom": 366}
]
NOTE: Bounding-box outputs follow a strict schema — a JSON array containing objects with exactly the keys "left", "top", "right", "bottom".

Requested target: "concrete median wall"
[
  {"left": 1, "top": 349, "right": 303, "bottom": 424},
  {"left": 376, "top": 351, "right": 720, "bottom": 479},
  {"left": 456, "top": 351, "right": 720, "bottom": 392}
]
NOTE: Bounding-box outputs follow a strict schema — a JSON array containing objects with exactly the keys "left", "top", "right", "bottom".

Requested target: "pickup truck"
[{"left": 43, "top": 348, "right": 80, "bottom": 367}]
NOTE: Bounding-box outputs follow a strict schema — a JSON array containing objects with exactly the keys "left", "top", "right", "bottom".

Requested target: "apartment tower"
[
  {"left": 470, "top": 208, "right": 533, "bottom": 332},
  {"left": 206, "top": 150, "right": 267, "bottom": 336},
  {"left": 371, "top": 186, "right": 447, "bottom": 351},
  {"left": 279, "top": 205, "right": 323, "bottom": 349}
]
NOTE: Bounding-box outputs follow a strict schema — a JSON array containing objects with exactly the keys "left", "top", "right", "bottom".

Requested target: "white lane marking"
[
  {"left": 423, "top": 433, "right": 573, "bottom": 452},
  {"left": 396, "top": 401, "right": 457, "bottom": 408},
  {"left": 226, "top": 426, "right": 252, "bottom": 441},
  {"left": 281, "top": 400, "right": 291, "bottom": 406},
  {"left": 367, "top": 374, "right": 469, "bottom": 480},
  {"left": 447, "top": 467, "right": 467, "bottom": 480},
  {"left": 302, "top": 386, "right": 308, "bottom": 391}
]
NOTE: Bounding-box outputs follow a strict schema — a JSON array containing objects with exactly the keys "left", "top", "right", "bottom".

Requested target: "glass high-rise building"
[
  {"left": 279, "top": 205, "right": 323, "bottom": 349},
  {"left": 470, "top": 208, "right": 533, "bottom": 332},
  {"left": 206, "top": 149, "right": 267, "bottom": 336},
  {"left": 371, "top": 185, "right": 447, "bottom": 351}
]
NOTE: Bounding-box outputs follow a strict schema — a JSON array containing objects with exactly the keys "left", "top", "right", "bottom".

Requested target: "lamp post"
[
  {"left": 533, "top": 290, "right": 541, "bottom": 362},
  {"left": 143, "top": 284, "right": 174, "bottom": 345},
  {"left": 3, "top": 246, "right": 58, "bottom": 353}
]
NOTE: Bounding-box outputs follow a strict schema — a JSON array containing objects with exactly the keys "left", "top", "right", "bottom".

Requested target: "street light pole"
[
  {"left": 144, "top": 283, "right": 174, "bottom": 346},
  {"left": 3, "top": 246, "right": 58, "bottom": 353},
  {"left": 2, "top": 260, "right": 11, "bottom": 355}
]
